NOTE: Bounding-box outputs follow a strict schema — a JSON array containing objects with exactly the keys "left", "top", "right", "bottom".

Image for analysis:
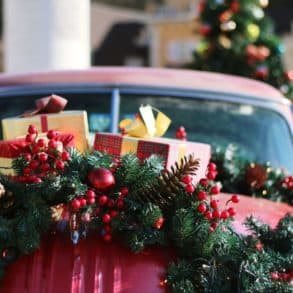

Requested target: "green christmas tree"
[{"left": 191, "top": 0, "right": 293, "bottom": 100}]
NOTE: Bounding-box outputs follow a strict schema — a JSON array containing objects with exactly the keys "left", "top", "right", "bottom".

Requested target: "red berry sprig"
[
  {"left": 194, "top": 162, "right": 239, "bottom": 232},
  {"left": 175, "top": 126, "right": 187, "bottom": 140},
  {"left": 270, "top": 270, "right": 293, "bottom": 283},
  {"left": 20, "top": 125, "right": 71, "bottom": 183}
]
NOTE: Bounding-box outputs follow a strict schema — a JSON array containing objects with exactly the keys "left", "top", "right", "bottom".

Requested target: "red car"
[{"left": 0, "top": 67, "right": 292, "bottom": 292}]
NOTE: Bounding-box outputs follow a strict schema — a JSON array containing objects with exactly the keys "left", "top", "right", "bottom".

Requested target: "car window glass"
[{"left": 120, "top": 94, "right": 293, "bottom": 173}]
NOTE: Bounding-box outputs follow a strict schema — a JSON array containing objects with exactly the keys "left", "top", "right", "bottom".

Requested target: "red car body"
[{"left": 0, "top": 67, "right": 292, "bottom": 293}]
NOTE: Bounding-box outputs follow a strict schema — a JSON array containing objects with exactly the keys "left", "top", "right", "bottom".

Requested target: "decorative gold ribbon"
[{"left": 119, "top": 105, "right": 171, "bottom": 138}]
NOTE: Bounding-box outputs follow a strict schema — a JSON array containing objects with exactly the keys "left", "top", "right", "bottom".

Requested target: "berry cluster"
[
  {"left": 19, "top": 125, "right": 70, "bottom": 183},
  {"left": 175, "top": 126, "right": 187, "bottom": 140},
  {"left": 270, "top": 270, "right": 293, "bottom": 283},
  {"left": 281, "top": 175, "right": 293, "bottom": 190},
  {"left": 69, "top": 161, "right": 128, "bottom": 243},
  {"left": 153, "top": 216, "right": 165, "bottom": 229},
  {"left": 181, "top": 162, "right": 239, "bottom": 232}
]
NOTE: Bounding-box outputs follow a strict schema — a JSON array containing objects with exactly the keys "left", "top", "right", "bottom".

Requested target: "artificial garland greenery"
[
  {"left": 0, "top": 130, "right": 292, "bottom": 292},
  {"left": 212, "top": 145, "right": 293, "bottom": 205}
]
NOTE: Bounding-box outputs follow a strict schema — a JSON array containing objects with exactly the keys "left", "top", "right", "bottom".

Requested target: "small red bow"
[{"left": 22, "top": 95, "right": 68, "bottom": 117}]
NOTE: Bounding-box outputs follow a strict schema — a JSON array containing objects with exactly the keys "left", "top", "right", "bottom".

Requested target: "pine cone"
[{"left": 136, "top": 155, "right": 199, "bottom": 208}]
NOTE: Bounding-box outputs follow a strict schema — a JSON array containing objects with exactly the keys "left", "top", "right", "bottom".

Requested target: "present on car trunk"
[
  {"left": 94, "top": 105, "right": 211, "bottom": 181},
  {"left": 94, "top": 132, "right": 211, "bottom": 181},
  {"left": 1, "top": 95, "right": 89, "bottom": 152},
  {"left": 0, "top": 133, "right": 75, "bottom": 175}
]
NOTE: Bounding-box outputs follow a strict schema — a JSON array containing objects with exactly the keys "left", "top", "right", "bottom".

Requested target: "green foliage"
[
  {"left": 212, "top": 145, "right": 293, "bottom": 205},
  {"left": 0, "top": 150, "right": 291, "bottom": 292},
  {"left": 191, "top": 0, "right": 292, "bottom": 99}
]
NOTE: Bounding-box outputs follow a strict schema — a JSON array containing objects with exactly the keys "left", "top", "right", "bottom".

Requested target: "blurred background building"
[{"left": 0, "top": 0, "right": 292, "bottom": 72}]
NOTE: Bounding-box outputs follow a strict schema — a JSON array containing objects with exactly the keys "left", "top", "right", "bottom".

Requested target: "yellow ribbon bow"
[{"left": 119, "top": 105, "right": 171, "bottom": 138}]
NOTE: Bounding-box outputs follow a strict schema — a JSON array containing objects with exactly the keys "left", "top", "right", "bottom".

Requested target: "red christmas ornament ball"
[{"left": 88, "top": 168, "right": 116, "bottom": 191}]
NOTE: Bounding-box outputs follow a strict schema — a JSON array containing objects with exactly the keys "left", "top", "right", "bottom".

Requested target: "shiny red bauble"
[{"left": 88, "top": 168, "right": 116, "bottom": 191}]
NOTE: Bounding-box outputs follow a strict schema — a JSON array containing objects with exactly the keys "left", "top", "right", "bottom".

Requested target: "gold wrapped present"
[{"left": 2, "top": 111, "right": 88, "bottom": 153}]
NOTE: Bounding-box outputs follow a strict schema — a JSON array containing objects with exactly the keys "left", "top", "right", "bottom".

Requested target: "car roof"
[{"left": 0, "top": 67, "right": 288, "bottom": 103}]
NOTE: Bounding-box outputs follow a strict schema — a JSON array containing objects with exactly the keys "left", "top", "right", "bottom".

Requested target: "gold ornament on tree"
[
  {"left": 246, "top": 24, "right": 260, "bottom": 41},
  {"left": 218, "top": 35, "right": 232, "bottom": 49}
]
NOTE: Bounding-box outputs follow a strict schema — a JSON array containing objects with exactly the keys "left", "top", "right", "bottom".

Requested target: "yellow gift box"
[{"left": 2, "top": 111, "right": 89, "bottom": 152}]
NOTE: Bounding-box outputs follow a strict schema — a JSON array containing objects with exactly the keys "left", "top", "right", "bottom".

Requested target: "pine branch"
[{"left": 134, "top": 155, "right": 199, "bottom": 208}]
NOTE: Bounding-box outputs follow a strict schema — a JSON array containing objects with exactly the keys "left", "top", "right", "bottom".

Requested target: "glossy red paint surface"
[{"left": 1, "top": 194, "right": 292, "bottom": 293}]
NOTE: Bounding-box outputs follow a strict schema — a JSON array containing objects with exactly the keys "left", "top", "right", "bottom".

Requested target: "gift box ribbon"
[
  {"left": 119, "top": 105, "right": 171, "bottom": 138},
  {"left": 22, "top": 95, "right": 68, "bottom": 132}
]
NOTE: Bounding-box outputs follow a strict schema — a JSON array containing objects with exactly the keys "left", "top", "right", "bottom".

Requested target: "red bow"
[{"left": 23, "top": 95, "right": 68, "bottom": 117}]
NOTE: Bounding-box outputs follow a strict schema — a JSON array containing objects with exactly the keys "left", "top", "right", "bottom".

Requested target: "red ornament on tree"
[{"left": 88, "top": 168, "right": 116, "bottom": 192}]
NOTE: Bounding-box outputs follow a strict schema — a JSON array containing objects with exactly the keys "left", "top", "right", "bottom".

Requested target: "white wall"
[{"left": 4, "top": 0, "right": 90, "bottom": 73}]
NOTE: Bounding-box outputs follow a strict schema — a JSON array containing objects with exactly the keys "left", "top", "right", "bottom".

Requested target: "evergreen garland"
[
  {"left": 0, "top": 145, "right": 292, "bottom": 291},
  {"left": 212, "top": 145, "right": 293, "bottom": 205}
]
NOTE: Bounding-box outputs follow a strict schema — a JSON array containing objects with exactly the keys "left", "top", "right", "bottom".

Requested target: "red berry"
[
  {"left": 221, "top": 210, "right": 230, "bottom": 220},
  {"left": 98, "top": 195, "right": 108, "bottom": 206},
  {"left": 23, "top": 153, "right": 32, "bottom": 161},
  {"left": 23, "top": 167, "right": 31, "bottom": 175},
  {"left": 104, "top": 225, "right": 112, "bottom": 233},
  {"left": 31, "top": 145, "right": 40, "bottom": 154},
  {"left": 153, "top": 217, "right": 165, "bottom": 229},
  {"left": 185, "top": 184, "right": 195, "bottom": 193},
  {"left": 198, "top": 191, "right": 207, "bottom": 201},
  {"left": 205, "top": 211, "right": 213, "bottom": 221},
  {"left": 270, "top": 272, "right": 279, "bottom": 281},
  {"left": 71, "top": 199, "right": 81, "bottom": 210},
  {"left": 102, "top": 213, "right": 111, "bottom": 224},
  {"left": 38, "top": 152, "right": 48, "bottom": 162},
  {"left": 55, "top": 160, "right": 65, "bottom": 170},
  {"left": 117, "top": 199, "right": 125, "bottom": 209},
  {"left": 87, "top": 197, "right": 95, "bottom": 205},
  {"left": 208, "top": 162, "right": 217, "bottom": 172},
  {"left": 95, "top": 208, "right": 101, "bottom": 215},
  {"left": 25, "top": 134, "right": 36, "bottom": 143},
  {"left": 37, "top": 138, "right": 46, "bottom": 148},
  {"left": 207, "top": 171, "right": 217, "bottom": 180},
  {"left": 107, "top": 199, "right": 115, "bottom": 208},
  {"left": 199, "top": 178, "right": 209, "bottom": 187},
  {"left": 86, "top": 190, "right": 96, "bottom": 198},
  {"left": 61, "top": 151, "right": 70, "bottom": 161},
  {"left": 103, "top": 233, "right": 112, "bottom": 242},
  {"left": 211, "top": 222, "right": 219, "bottom": 229},
  {"left": 210, "top": 185, "right": 220, "bottom": 195},
  {"left": 29, "top": 160, "right": 39, "bottom": 170},
  {"left": 47, "top": 130, "right": 58, "bottom": 140},
  {"left": 48, "top": 139, "right": 58, "bottom": 149},
  {"left": 32, "top": 177, "right": 42, "bottom": 184},
  {"left": 120, "top": 187, "right": 129, "bottom": 197},
  {"left": 228, "top": 207, "right": 236, "bottom": 216},
  {"left": 28, "top": 125, "right": 38, "bottom": 134},
  {"left": 181, "top": 175, "right": 193, "bottom": 184},
  {"left": 231, "top": 194, "right": 240, "bottom": 203},
  {"left": 210, "top": 199, "right": 218, "bottom": 209},
  {"left": 41, "top": 163, "right": 50, "bottom": 172},
  {"left": 212, "top": 210, "right": 221, "bottom": 219},
  {"left": 79, "top": 198, "right": 87, "bottom": 207},
  {"left": 110, "top": 210, "right": 119, "bottom": 218},
  {"left": 178, "top": 126, "right": 185, "bottom": 132},
  {"left": 197, "top": 203, "right": 207, "bottom": 213}
]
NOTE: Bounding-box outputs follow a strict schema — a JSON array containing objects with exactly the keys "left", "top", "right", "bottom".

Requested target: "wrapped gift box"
[
  {"left": 2, "top": 111, "right": 88, "bottom": 152},
  {"left": 94, "top": 133, "right": 211, "bottom": 181},
  {"left": 0, "top": 133, "right": 75, "bottom": 175}
]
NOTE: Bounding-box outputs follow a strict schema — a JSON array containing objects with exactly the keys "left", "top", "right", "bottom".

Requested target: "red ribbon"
[{"left": 22, "top": 95, "right": 68, "bottom": 117}]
